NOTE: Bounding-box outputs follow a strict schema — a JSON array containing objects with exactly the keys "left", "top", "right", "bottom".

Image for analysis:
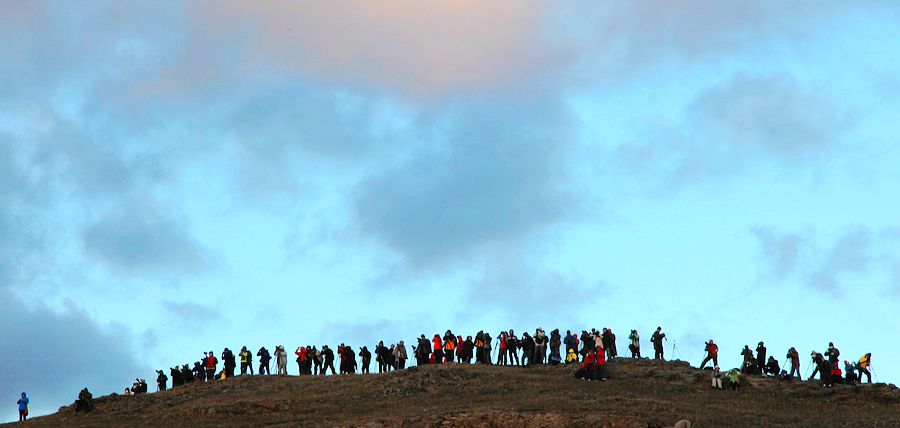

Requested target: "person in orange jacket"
[{"left": 432, "top": 334, "right": 443, "bottom": 364}]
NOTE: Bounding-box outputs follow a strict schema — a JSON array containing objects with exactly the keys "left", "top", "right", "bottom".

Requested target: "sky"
[{"left": 2, "top": 0, "right": 900, "bottom": 421}]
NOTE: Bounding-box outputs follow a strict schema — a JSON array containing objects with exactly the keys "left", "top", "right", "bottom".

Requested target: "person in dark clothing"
[
  {"left": 563, "top": 330, "right": 576, "bottom": 358},
  {"left": 75, "top": 388, "right": 93, "bottom": 413},
  {"left": 858, "top": 353, "right": 873, "bottom": 384},
  {"left": 170, "top": 367, "right": 183, "bottom": 387},
  {"left": 312, "top": 347, "right": 322, "bottom": 375},
  {"left": 608, "top": 329, "right": 617, "bottom": 358},
  {"left": 520, "top": 332, "right": 535, "bottom": 367},
  {"left": 192, "top": 362, "right": 204, "bottom": 382},
  {"left": 740, "top": 346, "right": 755, "bottom": 374},
  {"left": 257, "top": 347, "right": 271, "bottom": 375},
  {"left": 756, "top": 342, "right": 767, "bottom": 376},
  {"left": 819, "top": 357, "right": 833, "bottom": 387},
  {"left": 810, "top": 351, "right": 824, "bottom": 380},
  {"left": 375, "top": 341, "right": 388, "bottom": 373},
  {"left": 321, "top": 345, "right": 336, "bottom": 375},
  {"left": 181, "top": 364, "right": 194, "bottom": 384},
  {"left": 222, "top": 348, "right": 236, "bottom": 378},
  {"left": 360, "top": 346, "right": 372, "bottom": 374},
  {"left": 240, "top": 346, "right": 254, "bottom": 375},
  {"left": 826, "top": 342, "right": 840, "bottom": 365},
  {"left": 579, "top": 330, "right": 593, "bottom": 358},
  {"left": 700, "top": 340, "right": 718, "bottom": 369},
  {"left": 549, "top": 329, "right": 562, "bottom": 364},
  {"left": 507, "top": 330, "right": 520, "bottom": 366},
  {"left": 786, "top": 347, "right": 802, "bottom": 380},
  {"left": 628, "top": 329, "right": 641, "bottom": 359},
  {"left": 416, "top": 335, "right": 431, "bottom": 366},
  {"left": 764, "top": 356, "right": 780, "bottom": 376},
  {"left": 651, "top": 327, "right": 666, "bottom": 360},
  {"left": 156, "top": 370, "right": 168, "bottom": 391}
]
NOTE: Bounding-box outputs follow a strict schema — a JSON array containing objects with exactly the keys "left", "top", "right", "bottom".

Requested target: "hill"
[{"left": 9, "top": 359, "right": 900, "bottom": 427}]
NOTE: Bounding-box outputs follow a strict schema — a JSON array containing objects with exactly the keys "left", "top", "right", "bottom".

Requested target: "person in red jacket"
[
  {"left": 204, "top": 351, "right": 218, "bottom": 381},
  {"left": 593, "top": 345, "right": 608, "bottom": 381},
  {"left": 432, "top": 334, "right": 443, "bottom": 364},
  {"left": 700, "top": 340, "right": 719, "bottom": 369}
]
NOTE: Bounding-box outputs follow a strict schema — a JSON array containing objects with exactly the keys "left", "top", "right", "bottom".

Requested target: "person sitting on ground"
[
  {"left": 830, "top": 362, "right": 843, "bottom": 385},
  {"left": 764, "top": 356, "right": 780, "bottom": 377},
  {"left": 124, "top": 387, "right": 132, "bottom": 396},
  {"left": 858, "top": 353, "right": 873, "bottom": 384},
  {"left": 17, "top": 392, "right": 29, "bottom": 422},
  {"left": 711, "top": 366, "right": 723, "bottom": 389},
  {"left": 726, "top": 369, "right": 741, "bottom": 391},
  {"left": 844, "top": 360, "right": 858, "bottom": 384},
  {"left": 575, "top": 350, "right": 596, "bottom": 380},
  {"left": 75, "top": 388, "right": 93, "bottom": 413},
  {"left": 566, "top": 348, "right": 578, "bottom": 364}
]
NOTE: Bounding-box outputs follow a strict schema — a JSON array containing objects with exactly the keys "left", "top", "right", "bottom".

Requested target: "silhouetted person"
[
  {"left": 786, "top": 347, "right": 801, "bottom": 380},
  {"left": 628, "top": 330, "right": 641, "bottom": 358},
  {"left": 858, "top": 353, "right": 873, "bottom": 384},
  {"left": 507, "top": 330, "right": 520, "bottom": 366},
  {"left": 156, "top": 370, "right": 168, "bottom": 391},
  {"left": 204, "top": 351, "right": 218, "bottom": 381},
  {"left": 810, "top": 351, "right": 824, "bottom": 381},
  {"left": 240, "top": 346, "right": 254, "bottom": 375},
  {"left": 170, "top": 367, "right": 183, "bottom": 387},
  {"left": 321, "top": 345, "right": 336, "bottom": 375},
  {"left": 360, "top": 346, "right": 372, "bottom": 374},
  {"left": 222, "top": 348, "right": 236, "bottom": 378},
  {"left": 741, "top": 346, "right": 755, "bottom": 374},
  {"left": 397, "top": 341, "right": 409, "bottom": 368},
  {"left": 651, "top": 327, "right": 666, "bottom": 360},
  {"left": 826, "top": 342, "right": 840, "bottom": 365},
  {"left": 765, "top": 356, "right": 780, "bottom": 376},
  {"left": 257, "top": 347, "right": 271, "bottom": 375},
  {"left": 756, "top": 342, "right": 767, "bottom": 375},
  {"left": 74, "top": 388, "right": 93, "bottom": 413}
]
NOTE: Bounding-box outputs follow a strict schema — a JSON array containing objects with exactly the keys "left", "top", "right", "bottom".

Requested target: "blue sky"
[{"left": 2, "top": 0, "right": 900, "bottom": 421}]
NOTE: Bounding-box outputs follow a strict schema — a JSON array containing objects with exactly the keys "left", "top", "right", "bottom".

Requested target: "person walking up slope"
[{"left": 17, "top": 392, "right": 29, "bottom": 422}]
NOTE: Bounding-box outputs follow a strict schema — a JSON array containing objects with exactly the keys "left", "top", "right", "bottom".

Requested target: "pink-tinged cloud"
[{"left": 191, "top": 0, "right": 563, "bottom": 98}]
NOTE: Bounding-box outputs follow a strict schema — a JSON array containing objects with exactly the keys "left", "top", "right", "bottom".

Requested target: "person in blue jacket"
[{"left": 17, "top": 392, "right": 29, "bottom": 422}]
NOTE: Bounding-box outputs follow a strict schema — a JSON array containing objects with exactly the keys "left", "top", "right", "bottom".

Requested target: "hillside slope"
[{"left": 10, "top": 359, "right": 900, "bottom": 427}]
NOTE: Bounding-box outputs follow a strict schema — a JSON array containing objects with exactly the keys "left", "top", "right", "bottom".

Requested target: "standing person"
[
  {"left": 205, "top": 351, "right": 218, "bottom": 381},
  {"left": 756, "top": 342, "right": 767, "bottom": 376},
  {"left": 375, "top": 341, "right": 388, "bottom": 373},
  {"left": 858, "top": 353, "right": 873, "bottom": 384},
  {"left": 700, "top": 340, "right": 718, "bottom": 369},
  {"left": 741, "top": 345, "right": 755, "bottom": 374},
  {"left": 534, "top": 328, "right": 548, "bottom": 364},
  {"left": 275, "top": 346, "right": 288, "bottom": 376},
  {"left": 360, "top": 346, "right": 372, "bottom": 374},
  {"left": 651, "top": 327, "right": 666, "bottom": 360},
  {"left": 156, "top": 370, "right": 168, "bottom": 391},
  {"left": 295, "top": 346, "right": 307, "bottom": 375},
  {"left": 563, "top": 330, "right": 577, "bottom": 359},
  {"left": 549, "top": 329, "right": 562, "bottom": 365},
  {"left": 417, "top": 335, "right": 431, "bottom": 365},
  {"left": 397, "top": 341, "right": 408, "bottom": 369},
  {"left": 507, "top": 330, "right": 520, "bottom": 366},
  {"left": 222, "top": 348, "right": 236, "bottom": 378},
  {"left": 257, "top": 347, "right": 271, "bottom": 375},
  {"left": 463, "top": 336, "right": 474, "bottom": 364},
  {"left": 321, "top": 345, "right": 336, "bottom": 375},
  {"left": 483, "top": 332, "right": 493, "bottom": 365},
  {"left": 17, "top": 392, "right": 29, "bottom": 422},
  {"left": 443, "top": 331, "right": 456, "bottom": 364},
  {"left": 786, "top": 347, "right": 801, "bottom": 380},
  {"left": 628, "top": 330, "right": 641, "bottom": 358},
  {"left": 826, "top": 342, "right": 840, "bottom": 365},
  {"left": 497, "top": 332, "right": 508, "bottom": 365},
  {"left": 312, "top": 347, "right": 322, "bottom": 375},
  {"left": 520, "top": 332, "right": 536, "bottom": 367},
  {"left": 432, "top": 334, "right": 443, "bottom": 365},
  {"left": 608, "top": 329, "right": 618, "bottom": 358},
  {"left": 240, "top": 346, "right": 254, "bottom": 375}
]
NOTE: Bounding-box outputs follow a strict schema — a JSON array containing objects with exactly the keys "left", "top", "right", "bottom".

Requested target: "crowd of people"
[{"left": 143, "top": 325, "right": 875, "bottom": 392}]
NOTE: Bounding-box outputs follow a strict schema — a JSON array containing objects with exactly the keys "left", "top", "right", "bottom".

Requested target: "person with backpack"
[
  {"left": 786, "top": 347, "right": 801, "bottom": 380},
  {"left": 443, "top": 332, "right": 456, "bottom": 364},
  {"left": 222, "top": 348, "right": 236, "bottom": 378},
  {"left": 700, "top": 340, "right": 718, "bottom": 369},
  {"left": 628, "top": 329, "right": 641, "bottom": 358},
  {"left": 549, "top": 329, "right": 562, "bottom": 364},
  {"left": 651, "top": 327, "right": 666, "bottom": 360},
  {"left": 17, "top": 392, "right": 29, "bottom": 422},
  {"left": 520, "top": 332, "right": 536, "bottom": 367},
  {"left": 257, "top": 347, "right": 271, "bottom": 375},
  {"left": 858, "top": 353, "right": 872, "bottom": 384}
]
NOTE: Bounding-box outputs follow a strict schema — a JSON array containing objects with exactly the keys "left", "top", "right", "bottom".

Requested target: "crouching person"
[
  {"left": 711, "top": 366, "right": 724, "bottom": 389},
  {"left": 575, "top": 351, "right": 596, "bottom": 380},
  {"left": 592, "top": 344, "right": 609, "bottom": 381},
  {"left": 75, "top": 388, "right": 93, "bottom": 413}
]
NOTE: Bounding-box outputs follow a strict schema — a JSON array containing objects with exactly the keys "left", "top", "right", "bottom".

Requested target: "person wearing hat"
[{"left": 755, "top": 342, "right": 767, "bottom": 376}]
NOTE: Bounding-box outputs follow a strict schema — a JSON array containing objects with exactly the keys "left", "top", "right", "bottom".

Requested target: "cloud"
[
  {"left": 162, "top": 301, "right": 222, "bottom": 323},
  {"left": 616, "top": 73, "right": 853, "bottom": 189},
  {"left": 353, "top": 98, "right": 580, "bottom": 267},
  {"left": 192, "top": 0, "right": 561, "bottom": 99},
  {"left": 0, "top": 297, "right": 145, "bottom": 422},
  {"left": 81, "top": 198, "right": 211, "bottom": 275},
  {"left": 752, "top": 226, "right": 899, "bottom": 294}
]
